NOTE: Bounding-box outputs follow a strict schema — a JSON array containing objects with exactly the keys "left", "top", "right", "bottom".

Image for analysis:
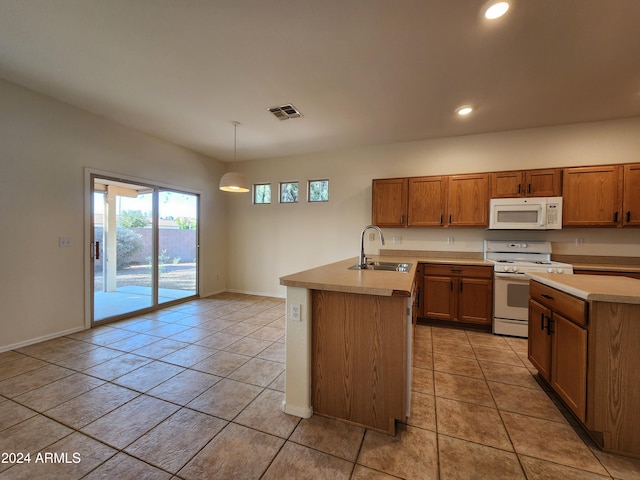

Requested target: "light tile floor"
[{"left": 1, "top": 292, "right": 639, "bottom": 479}]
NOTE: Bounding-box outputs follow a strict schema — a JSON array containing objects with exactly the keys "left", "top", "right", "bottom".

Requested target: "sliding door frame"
[{"left": 84, "top": 168, "right": 201, "bottom": 328}]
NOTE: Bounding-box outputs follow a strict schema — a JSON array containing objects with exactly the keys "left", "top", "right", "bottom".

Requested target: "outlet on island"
[{"left": 290, "top": 303, "right": 301, "bottom": 321}]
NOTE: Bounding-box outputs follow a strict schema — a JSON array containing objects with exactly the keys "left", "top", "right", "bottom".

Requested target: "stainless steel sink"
[{"left": 349, "top": 262, "right": 412, "bottom": 272}]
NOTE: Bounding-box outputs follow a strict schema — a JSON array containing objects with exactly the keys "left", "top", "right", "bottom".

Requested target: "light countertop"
[
  {"left": 528, "top": 273, "right": 640, "bottom": 304},
  {"left": 280, "top": 256, "right": 417, "bottom": 297},
  {"left": 279, "top": 255, "right": 495, "bottom": 296}
]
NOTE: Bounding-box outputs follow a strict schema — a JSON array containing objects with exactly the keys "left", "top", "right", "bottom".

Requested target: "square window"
[
  {"left": 308, "top": 179, "right": 329, "bottom": 202},
  {"left": 253, "top": 183, "right": 271, "bottom": 204},
  {"left": 280, "top": 182, "right": 299, "bottom": 203}
]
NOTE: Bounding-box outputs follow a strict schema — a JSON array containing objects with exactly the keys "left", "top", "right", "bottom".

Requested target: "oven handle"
[{"left": 494, "top": 272, "right": 530, "bottom": 281}]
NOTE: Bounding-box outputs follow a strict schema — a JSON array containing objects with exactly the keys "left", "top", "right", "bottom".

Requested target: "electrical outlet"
[
  {"left": 447, "top": 236, "right": 454, "bottom": 245},
  {"left": 575, "top": 238, "right": 584, "bottom": 247},
  {"left": 291, "top": 303, "right": 301, "bottom": 322},
  {"left": 58, "top": 236, "right": 72, "bottom": 247},
  {"left": 369, "top": 233, "right": 375, "bottom": 241},
  {"left": 392, "top": 235, "right": 402, "bottom": 244}
]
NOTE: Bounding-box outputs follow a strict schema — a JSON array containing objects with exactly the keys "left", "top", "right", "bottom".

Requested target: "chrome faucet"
[{"left": 359, "top": 225, "right": 385, "bottom": 268}]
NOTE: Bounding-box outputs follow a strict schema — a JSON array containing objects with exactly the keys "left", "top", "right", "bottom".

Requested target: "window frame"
[
  {"left": 252, "top": 183, "right": 272, "bottom": 205},
  {"left": 279, "top": 181, "right": 299, "bottom": 204},
  {"left": 307, "top": 179, "right": 329, "bottom": 203}
]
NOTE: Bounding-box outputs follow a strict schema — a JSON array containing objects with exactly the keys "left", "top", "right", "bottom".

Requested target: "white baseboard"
[
  {"left": 281, "top": 400, "right": 313, "bottom": 418},
  {"left": 0, "top": 325, "right": 87, "bottom": 353},
  {"left": 199, "top": 288, "right": 226, "bottom": 298},
  {"left": 224, "top": 288, "right": 286, "bottom": 299}
]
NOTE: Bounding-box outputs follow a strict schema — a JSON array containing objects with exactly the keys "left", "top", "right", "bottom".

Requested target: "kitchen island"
[
  {"left": 528, "top": 273, "right": 640, "bottom": 458},
  {"left": 279, "top": 256, "right": 417, "bottom": 434}
]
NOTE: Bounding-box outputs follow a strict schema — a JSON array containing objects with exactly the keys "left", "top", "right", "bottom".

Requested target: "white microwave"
[{"left": 489, "top": 197, "right": 563, "bottom": 230}]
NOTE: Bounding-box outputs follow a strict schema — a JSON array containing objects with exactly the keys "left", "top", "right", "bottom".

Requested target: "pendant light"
[{"left": 219, "top": 121, "right": 250, "bottom": 192}]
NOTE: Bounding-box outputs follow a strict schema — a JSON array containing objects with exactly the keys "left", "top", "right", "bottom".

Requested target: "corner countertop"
[
  {"left": 279, "top": 256, "right": 417, "bottom": 297},
  {"left": 528, "top": 273, "right": 640, "bottom": 304}
]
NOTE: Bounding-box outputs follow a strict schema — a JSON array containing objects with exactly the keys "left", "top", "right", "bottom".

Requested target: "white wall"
[
  {"left": 226, "top": 118, "right": 640, "bottom": 297},
  {"left": 2, "top": 75, "right": 639, "bottom": 350},
  {"left": 0, "top": 79, "right": 227, "bottom": 351}
]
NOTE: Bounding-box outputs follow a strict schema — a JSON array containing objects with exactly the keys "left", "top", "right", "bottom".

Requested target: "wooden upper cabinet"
[
  {"left": 447, "top": 173, "right": 489, "bottom": 227},
  {"left": 491, "top": 168, "right": 562, "bottom": 198},
  {"left": 623, "top": 163, "right": 640, "bottom": 226},
  {"left": 563, "top": 165, "right": 623, "bottom": 227},
  {"left": 491, "top": 171, "right": 523, "bottom": 198},
  {"left": 372, "top": 178, "right": 408, "bottom": 227},
  {"left": 408, "top": 176, "right": 447, "bottom": 227},
  {"left": 525, "top": 169, "right": 562, "bottom": 197}
]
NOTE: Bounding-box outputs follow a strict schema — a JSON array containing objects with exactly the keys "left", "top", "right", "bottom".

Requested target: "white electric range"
[{"left": 484, "top": 240, "right": 574, "bottom": 338}]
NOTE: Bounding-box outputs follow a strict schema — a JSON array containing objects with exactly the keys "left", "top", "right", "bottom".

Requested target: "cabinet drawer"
[
  {"left": 530, "top": 281, "right": 587, "bottom": 327},
  {"left": 424, "top": 264, "right": 493, "bottom": 279}
]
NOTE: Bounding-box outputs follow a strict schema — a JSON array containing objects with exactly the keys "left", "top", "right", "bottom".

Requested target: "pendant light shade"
[
  {"left": 219, "top": 121, "right": 249, "bottom": 193},
  {"left": 219, "top": 171, "right": 250, "bottom": 192}
]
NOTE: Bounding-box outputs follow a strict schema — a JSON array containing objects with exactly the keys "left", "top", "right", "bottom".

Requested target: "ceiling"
[{"left": 1, "top": 0, "right": 639, "bottom": 162}]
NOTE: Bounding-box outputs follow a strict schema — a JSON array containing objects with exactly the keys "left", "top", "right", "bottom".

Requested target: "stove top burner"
[{"left": 484, "top": 240, "right": 574, "bottom": 274}]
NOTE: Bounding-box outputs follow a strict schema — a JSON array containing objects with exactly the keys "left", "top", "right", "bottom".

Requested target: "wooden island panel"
[
  {"left": 311, "top": 290, "right": 406, "bottom": 434},
  {"left": 588, "top": 301, "right": 640, "bottom": 457}
]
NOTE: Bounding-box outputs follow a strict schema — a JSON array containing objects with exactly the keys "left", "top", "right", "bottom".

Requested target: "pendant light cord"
[{"left": 232, "top": 121, "right": 240, "bottom": 162}]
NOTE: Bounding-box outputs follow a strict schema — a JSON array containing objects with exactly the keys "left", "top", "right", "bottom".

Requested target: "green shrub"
[{"left": 93, "top": 226, "right": 144, "bottom": 268}]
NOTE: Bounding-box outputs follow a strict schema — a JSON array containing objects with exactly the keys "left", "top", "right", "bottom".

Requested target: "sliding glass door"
[
  {"left": 91, "top": 176, "right": 198, "bottom": 323},
  {"left": 158, "top": 190, "right": 198, "bottom": 305}
]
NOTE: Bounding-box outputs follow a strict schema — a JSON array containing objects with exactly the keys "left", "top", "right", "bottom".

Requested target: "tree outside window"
[
  {"left": 254, "top": 183, "right": 271, "bottom": 204},
  {"left": 308, "top": 179, "right": 329, "bottom": 202},
  {"left": 280, "top": 182, "right": 299, "bottom": 203}
]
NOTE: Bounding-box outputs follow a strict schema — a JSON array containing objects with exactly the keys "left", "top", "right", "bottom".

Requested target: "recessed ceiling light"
[
  {"left": 484, "top": 1, "right": 510, "bottom": 19},
  {"left": 456, "top": 105, "right": 473, "bottom": 116}
]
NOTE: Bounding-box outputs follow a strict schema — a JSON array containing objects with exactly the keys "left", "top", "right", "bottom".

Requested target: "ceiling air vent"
[{"left": 268, "top": 104, "right": 303, "bottom": 120}]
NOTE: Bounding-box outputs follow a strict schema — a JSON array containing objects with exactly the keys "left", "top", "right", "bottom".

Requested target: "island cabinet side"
[
  {"left": 311, "top": 290, "right": 407, "bottom": 435},
  {"left": 587, "top": 300, "right": 640, "bottom": 458}
]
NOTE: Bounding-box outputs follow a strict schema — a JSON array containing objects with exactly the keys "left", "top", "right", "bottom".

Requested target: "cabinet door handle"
[
  {"left": 400, "top": 215, "right": 404, "bottom": 224},
  {"left": 517, "top": 184, "right": 521, "bottom": 194},
  {"left": 451, "top": 269, "right": 462, "bottom": 273},
  {"left": 528, "top": 184, "right": 531, "bottom": 194},
  {"left": 541, "top": 293, "right": 553, "bottom": 300},
  {"left": 449, "top": 214, "right": 452, "bottom": 223},
  {"left": 450, "top": 281, "right": 453, "bottom": 291},
  {"left": 627, "top": 211, "right": 631, "bottom": 223},
  {"left": 540, "top": 313, "right": 546, "bottom": 330},
  {"left": 440, "top": 214, "right": 443, "bottom": 225},
  {"left": 614, "top": 211, "right": 619, "bottom": 223},
  {"left": 460, "top": 281, "right": 463, "bottom": 292},
  {"left": 547, "top": 317, "right": 555, "bottom": 335}
]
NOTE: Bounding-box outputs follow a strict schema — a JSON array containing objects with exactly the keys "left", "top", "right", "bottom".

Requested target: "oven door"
[{"left": 493, "top": 272, "right": 530, "bottom": 321}]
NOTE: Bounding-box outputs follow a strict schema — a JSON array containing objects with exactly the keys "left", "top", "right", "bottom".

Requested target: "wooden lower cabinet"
[
  {"left": 529, "top": 283, "right": 587, "bottom": 422},
  {"left": 528, "top": 299, "right": 552, "bottom": 380},
  {"left": 423, "top": 275, "right": 455, "bottom": 320},
  {"left": 551, "top": 313, "right": 588, "bottom": 422},
  {"left": 311, "top": 290, "right": 407, "bottom": 434},
  {"left": 529, "top": 280, "right": 640, "bottom": 458},
  {"left": 423, "top": 264, "right": 492, "bottom": 326}
]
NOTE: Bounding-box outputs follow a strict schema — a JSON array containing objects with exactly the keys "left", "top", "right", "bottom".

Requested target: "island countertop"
[
  {"left": 279, "top": 256, "right": 417, "bottom": 296},
  {"left": 528, "top": 273, "right": 640, "bottom": 304}
]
